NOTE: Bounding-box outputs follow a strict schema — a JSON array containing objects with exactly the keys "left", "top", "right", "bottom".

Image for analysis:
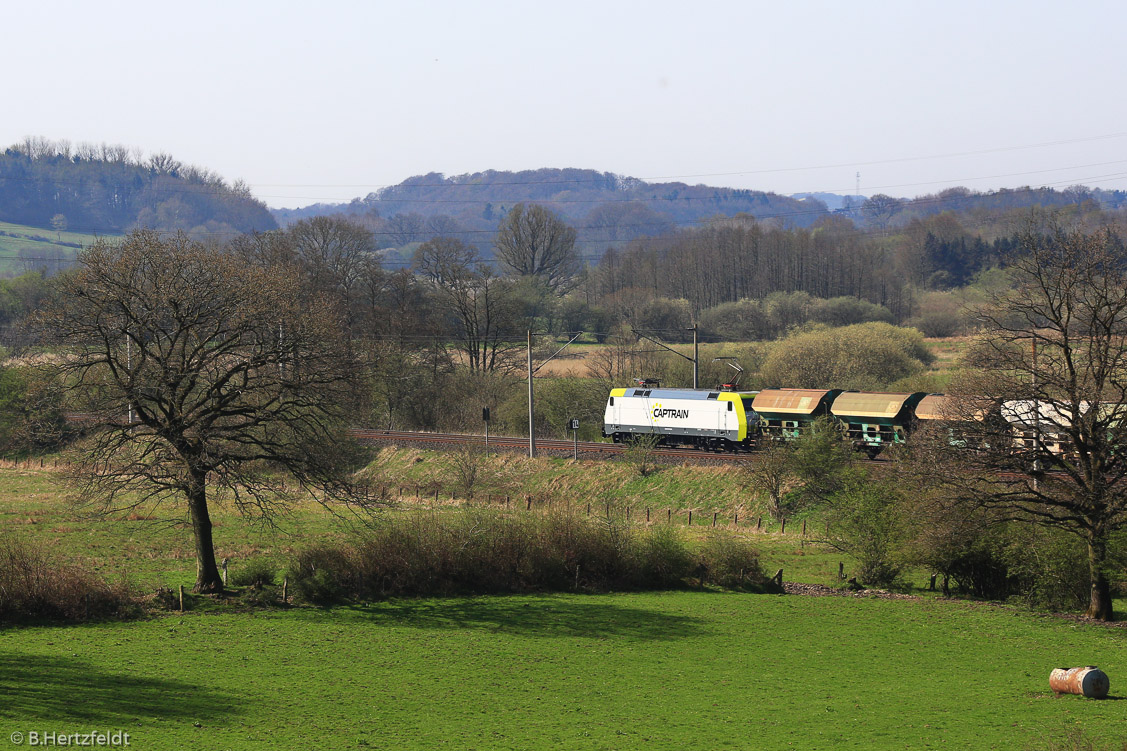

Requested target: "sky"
[{"left": 4, "top": 0, "right": 1126, "bottom": 209}]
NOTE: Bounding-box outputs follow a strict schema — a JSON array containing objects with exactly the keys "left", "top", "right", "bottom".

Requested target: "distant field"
[
  {"left": 530, "top": 337, "right": 970, "bottom": 379},
  {"left": 0, "top": 220, "right": 111, "bottom": 276}
]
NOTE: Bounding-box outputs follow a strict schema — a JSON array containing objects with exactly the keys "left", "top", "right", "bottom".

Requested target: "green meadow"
[
  {"left": 0, "top": 220, "right": 110, "bottom": 275},
  {"left": 1, "top": 460, "right": 1124, "bottom": 750}
]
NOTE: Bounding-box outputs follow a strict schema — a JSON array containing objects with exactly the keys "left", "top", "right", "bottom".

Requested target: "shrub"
[
  {"left": 229, "top": 557, "right": 277, "bottom": 588},
  {"left": 286, "top": 511, "right": 776, "bottom": 603},
  {"left": 760, "top": 322, "right": 933, "bottom": 390},
  {"left": 635, "top": 524, "right": 696, "bottom": 588},
  {"left": 808, "top": 296, "right": 894, "bottom": 327},
  {"left": 821, "top": 474, "right": 909, "bottom": 589},
  {"left": 1002, "top": 527, "right": 1092, "bottom": 612},
  {"left": 698, "top": 533, "right": 766, "bottom": 589},
  {"left": 699, "top": 299, "right": 771, "bottom": 341},
  {"left": 0, "top": 534, "right": 135, "bottom": 622},
  {"left": 288, "top": 546, "right": 352, "bottom": 605}
]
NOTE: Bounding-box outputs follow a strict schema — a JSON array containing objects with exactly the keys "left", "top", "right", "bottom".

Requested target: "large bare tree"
[
  {"left": 414, "top": 237, "right": 525, "bottom": 373},
  {"left": 919, "top": 224, "right": 1127, "bottom": 620},
  {"left": 494, "top": 203, "right": 579, "bottom": 292},
  {"left": 40, "top": 231, "right": 361, "bottom": 593}
]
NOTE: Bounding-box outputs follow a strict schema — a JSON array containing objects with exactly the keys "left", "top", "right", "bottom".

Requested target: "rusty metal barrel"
[{"left": 1049, "top": 666, "right": 1109, "bottom": 699}]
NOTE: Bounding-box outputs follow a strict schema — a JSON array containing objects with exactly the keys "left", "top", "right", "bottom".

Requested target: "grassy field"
[
  {"left": 2, "top": 592, "right": 1124, "bottom": 750},
  {"left": 0, "top": 458, "right": 846, "bottom": 589},
  {"left": 1, "top": 463, "right": 1124, "bottom": 750},
  {"left": 0, "top": 220, "right": 110, "bottom": 276}
]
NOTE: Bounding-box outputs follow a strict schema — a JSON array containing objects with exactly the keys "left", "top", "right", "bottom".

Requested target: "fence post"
[
  {"left": 802, "top": 520, "right": 807, "bottom": 537},
  {"left": 527, "top": 496, "right": 532, "bottom": 510},
  {"left": 712, "top": 512, "right": 717, "bottom": 527},
  {"left": 178, "top": 585, "right": 184, "bottom": 612},
  {"left": 734, "top": 513, "right": 738, "bottom": 527},
  {"left": 756, "top": 516, "right": 761, "bottom": 531},
  {"left": 688, "top": 510, "right": 692, "bottom": 526},
  {"left": 781, "top": 518, "right": 787, "bottom": 535},
  {"left": 667, "top": 508, "right": 671, "bottom": 524},
  {"left": 587, "top": 503, "right": 591, "bottom": 516},
  {"left": 646, "top": 508, "right": 650, "bottom": 523}
]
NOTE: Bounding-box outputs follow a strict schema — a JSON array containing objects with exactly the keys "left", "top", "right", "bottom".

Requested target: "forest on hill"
[
  {"left": 271, "top": 167, "right": 1127, "bottom": 261},
  {"left": 270, "top": 168, "right": 830, "bottom": 249},
  {"left": 0, "top": 137, "right": 276, "bottom": 238}
]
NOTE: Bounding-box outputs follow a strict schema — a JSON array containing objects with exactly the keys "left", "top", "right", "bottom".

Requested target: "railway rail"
[{"left": 347, "top": 428, "right": 754, "bottom": 464}]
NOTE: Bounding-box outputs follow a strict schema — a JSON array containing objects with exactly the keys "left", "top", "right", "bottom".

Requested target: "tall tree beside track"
[
  {"left": 38, "top": 230, "right": 361, "bottom": 593},
  {"left": 918, "top": 224, "right": 1127, "bottom": 620}
]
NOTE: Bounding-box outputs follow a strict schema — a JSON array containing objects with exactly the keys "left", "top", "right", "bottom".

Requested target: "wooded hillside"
[{"left": 0, "top": 137, "right": 276, "bottom": 237}]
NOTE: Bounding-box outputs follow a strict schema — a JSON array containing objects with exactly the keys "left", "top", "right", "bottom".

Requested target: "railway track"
[{"left": 348, "top": 428, "right": 754, "bottom": 464}]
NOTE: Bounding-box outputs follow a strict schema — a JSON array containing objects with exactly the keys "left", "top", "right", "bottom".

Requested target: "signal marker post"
[
  {"left": 483, "top": 407, "right": 491, "bottom": 451},
  {"left": 569, "top": 418, "right": 580, "bottom": 460}
]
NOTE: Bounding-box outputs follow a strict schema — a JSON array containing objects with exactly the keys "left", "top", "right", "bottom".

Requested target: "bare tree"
[
  {"left": 741, "top": 441, "right": 796, "bottom": 521},
  {"left": 287, "top": 216, "right": 378, "bottom": 348},
  {"left": 917, "top": 224, "right": 1127, "bottom": 620},
  {"left": 288, "top": 217, "right": 374, "bottom": 295},
  {"left": 414, "top": 237, "right": 525, "bottom": 373},
  {"left": 861, "top": 194, "right": 903, "bottom": 231},
  {"left": 494, "top": 203, "right": 580, "bottom": 292},
  {"left": 38, "top": 231, "right": 362, "bottom": 593},
  {"left": 385, "top": 212, "right": 427, "bottom": 246}
]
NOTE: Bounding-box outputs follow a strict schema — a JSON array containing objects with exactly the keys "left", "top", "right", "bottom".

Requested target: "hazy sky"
[{"left": 5, "top": 0, "right": 1125, "bottom": 209}]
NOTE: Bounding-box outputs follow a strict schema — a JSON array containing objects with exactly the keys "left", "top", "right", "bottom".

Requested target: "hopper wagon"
[
  {"left": 830, "top": 391, "right": 928, "bottom": 457},
  {"left": 752, "top": 388, "right": 842, "bottom": 440},
  {"left": 915, "top": 394, "right": 1006, "bottom": 450}
]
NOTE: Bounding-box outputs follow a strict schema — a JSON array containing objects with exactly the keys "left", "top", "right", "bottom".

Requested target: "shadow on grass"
[
  {"left": 302, "top": 596, "right": 709, "bottom": 641},
  {"left": 0, "top": 654, "right": 239, "bottom": 723}
]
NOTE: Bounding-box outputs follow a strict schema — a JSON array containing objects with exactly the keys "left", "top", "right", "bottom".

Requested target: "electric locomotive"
[{"left": 602, "top": 384, "right": 758, "bottom": 451}]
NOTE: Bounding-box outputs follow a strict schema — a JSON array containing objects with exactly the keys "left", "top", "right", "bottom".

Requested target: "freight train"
[{"left": 603, "top": 384, "right": 1069, "bottom": 458}]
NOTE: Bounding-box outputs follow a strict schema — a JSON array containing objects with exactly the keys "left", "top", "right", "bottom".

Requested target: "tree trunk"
[
  {"left": 1085, "top": 532, "right": 1113, "bottom": 621},
  {"left": 187, "top": 467, "right": 224, "bottom": 594}
]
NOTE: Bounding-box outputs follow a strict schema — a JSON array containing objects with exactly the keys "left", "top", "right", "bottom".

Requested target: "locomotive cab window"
[
  {"left": 727, "top": 402, "right": 733, "bottom": 411},
  {"left": 609, "top": 397, "right": 614, "bottom": 406}
]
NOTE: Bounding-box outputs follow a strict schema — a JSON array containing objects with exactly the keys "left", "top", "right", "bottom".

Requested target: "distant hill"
[
  {"left": 0, "top": 138, "right": 277, "bottom": 238},
  {"left": 271, "top": 168, "right": 831, "bottom": 253}
]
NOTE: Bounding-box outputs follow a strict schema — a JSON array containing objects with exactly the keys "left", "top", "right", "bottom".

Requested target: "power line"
[
  {"left": 244, "top": 131, "right": 1127, "bottom": 188},
  {"left": 5, "top": 131, "right": 1127, "bottom": 207}
]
